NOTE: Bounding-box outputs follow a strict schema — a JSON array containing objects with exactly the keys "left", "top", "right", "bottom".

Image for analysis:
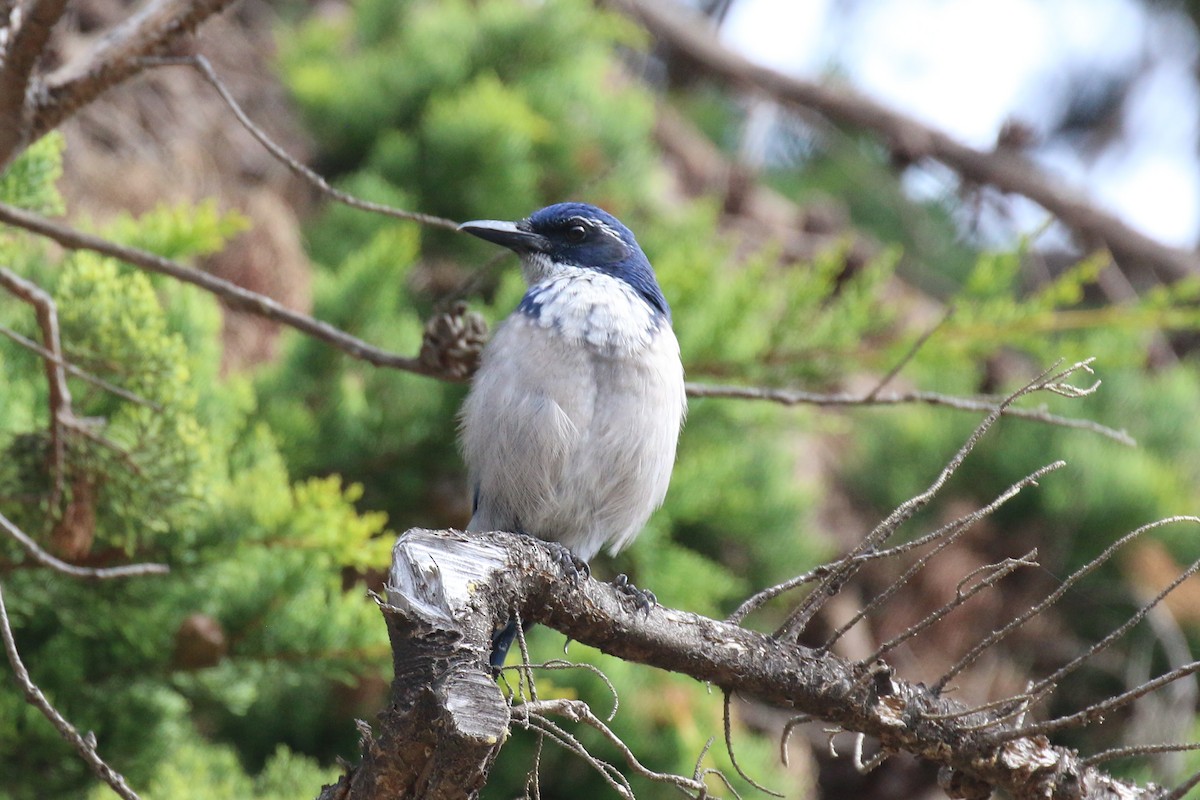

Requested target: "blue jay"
[{"left": 458, "top": 202, "right": 686, "bottom": 667}]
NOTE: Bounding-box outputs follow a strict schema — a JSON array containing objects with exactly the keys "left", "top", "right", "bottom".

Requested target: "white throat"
[{"left": 519, "top": 264, "right": 663, "bottom": 354}]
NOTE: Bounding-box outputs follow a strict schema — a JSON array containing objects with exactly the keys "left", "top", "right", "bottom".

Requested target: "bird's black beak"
[{"left": 457, "top": 219, "right": 549, "bottom": 253}]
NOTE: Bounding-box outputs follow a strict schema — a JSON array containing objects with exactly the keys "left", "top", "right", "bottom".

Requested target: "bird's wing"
[{"left": 460, "top": 316, "right": 590, "bottom": 535}]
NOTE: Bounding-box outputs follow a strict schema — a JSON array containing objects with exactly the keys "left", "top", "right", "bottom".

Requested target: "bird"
[{"left": 457, "top": 202, "right": 686, "bottom": 668}]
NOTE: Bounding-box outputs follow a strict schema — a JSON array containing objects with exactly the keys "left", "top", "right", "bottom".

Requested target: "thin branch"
[
  {"left": 722, "top": 691, "right": 782, "bottom": 797},
  {"left": 138, "top": 55, "right": 459, "bottom": 231},
  {"left": 1001, "top": 660, "right": 1200, "bottom": 741},
  {"left": 1, "top": 510, "right": 169, "bottom": 579},
  {"left": 932, "top": 515, "right": 1200, "bottom": 696},
  {"left": 0, "top": 201, "right": 440, "bottom": 377},
  {"left": 864, "top": 306, "right": 954, "bottom": 400},
  {"left": 1082, "top": 742, "right": 1200, "bottom": 767},
  {"left": 504, "top": 659, "right": 620, "bottom": 722},
  {"left": 1167, "top": 769, "right": 1200, "bottom": 800},
  {"left": 777, "top": 360, "right": 1094, "bottom": 640},
  {"left": 517, "top": 699, "right": 715, "bottom": 798},
  {"left": 513, "top": 709, "right": 636, "bottom": 799},
  {"left": 684, "top": 381, "right": 1134, "bottom": 446},
  {"left": 0, "top": 322, "right": 158, "bottom": 409},
  {"left": 866, "top": 550, "right": 1038, "bottom": 664},
  {"left": 614, "top": 0, "right": 1200, "bottom": 283},
  {"left": 824, "top": 461, "right": 1061, "bottom": 653},
  {"left": 0, "top": 579, "right": 142, "bottom": 799}
]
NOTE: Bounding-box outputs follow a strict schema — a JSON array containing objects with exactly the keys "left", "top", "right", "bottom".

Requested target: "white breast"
[{"left": 460, "top": 272, "right": 686, "bottom": 561}]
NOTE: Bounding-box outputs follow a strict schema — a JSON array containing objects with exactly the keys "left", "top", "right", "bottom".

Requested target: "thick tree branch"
[
  {"left": 0, "top": 0, "right": 69, "bottom": 167},
  {"left": 1, "top": 510, "right": 169, "bottom": 579},
  {"left": 361, "top": 528, "right": 1170, "bottom": 800},
  {"left": 616, "top": 0, "right": 1200, "bottom": 283},
  {"left": 30, "top": 0, "right": 238, "bottom": 146}
]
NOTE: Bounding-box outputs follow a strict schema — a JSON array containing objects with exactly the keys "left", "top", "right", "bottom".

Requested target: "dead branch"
[
  {"left": 932, "top": 515, "right": 1200, "bottom": 697},
  {"left": 0, "top": 509, "right": 168, "bottom": 578},
  {"left": 356, "top": 526, "right": 1174, "bottom": 800},
  {"left": 139, "top": 55, "right": 459, "bottom": 231},
  {"left": 778, "top": 361, "right": 1093, "bottom": 642},
  {"left": 514, "top": 698, "right": 715, "bottom": 798},
  {"left": 0, "top": 201, "right": 441, "bottom": 377},
  {"left": 0, "top": 266, "right": 73, "bottom": 506},
  {"left": 0, "top": 0, "right": 70, "bottom": 167},
  {"left": 684, "top": 381, "right": 1134, "bottom": 446},
  {"left": 0, "top": 579, "right": 142, "bottom": 799},
  {"left": 614, "top": 0, "right": 1200, "bottom": 284}
]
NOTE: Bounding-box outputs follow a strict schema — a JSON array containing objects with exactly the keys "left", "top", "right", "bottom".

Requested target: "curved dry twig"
[
  {"left": 138, "top": 55, "right": 459, "bottom": 232},
  {"left": 684, "top": 382, "right": 1134, "bottom": 446},
  {"left": 722, "top": 691, "right": 782, "bottom": 798},
  {"left": 517, "top": 698, "right": 717, "bottom": 798},
  {"left": 0, "top": 201, "right": 438, "bottom": 377},
  {"left": 1, "top": 510, "right": 168, "bottom": 579},
  {"left": 821, "top": 461, "right": 1062, "bottom": 653},
  {"left": 866, "top": 550, "right": 1038, "bottom": 665},
  {"left": 0, "top": 580, "right": 142, "bottom": 800},
  {"left": 932, "top": 515, "right": 1200, "bottom": 696},
  {"left": 778, "top": 360, "right": 1095, "bottom": 641}
]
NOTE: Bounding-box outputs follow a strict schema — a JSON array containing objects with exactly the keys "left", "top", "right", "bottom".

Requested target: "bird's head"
[{"left": 459, "top": 202, "right": 669, "bottom": 319}]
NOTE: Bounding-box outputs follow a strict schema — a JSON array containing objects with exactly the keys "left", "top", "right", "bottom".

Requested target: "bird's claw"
[
  {"left": 547, "top": 541, "right": 589, "bottom": 581},
  {"left": 613, "top": 573, "right": 656, "bottom": 617}
]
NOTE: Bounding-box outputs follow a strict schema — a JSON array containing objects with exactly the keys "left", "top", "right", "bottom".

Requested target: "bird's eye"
[{"left": 565, "top": 224, "right": 588, "bottom": 243}]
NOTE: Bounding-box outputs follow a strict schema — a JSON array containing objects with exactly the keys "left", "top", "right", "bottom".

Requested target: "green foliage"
[
  {"left": 0, "top": 132, "right": 65, "bottom": 215},
  {"left": 277, "top": 0, "right": 656, "bottom": 224},
  {"left": 0, "top": 143, "right": 389, "bottom": 798}
]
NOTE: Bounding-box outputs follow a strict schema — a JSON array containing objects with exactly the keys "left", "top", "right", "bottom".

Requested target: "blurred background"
[{"left": 3, "top": 0, "right": 1200, "bottom": 798}]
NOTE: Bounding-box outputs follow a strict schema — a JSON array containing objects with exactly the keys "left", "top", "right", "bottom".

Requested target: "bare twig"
[
  {"left": 615, "top": 0, "right": 1200, "bottom": 283},
  {"left": 1082, "top": 742, "right": 1200, "bottom": 767},
  {"left": 513, "top": 707, "right": 637, "bottom": 799},
  {"left": 138, "top": 55, "right": 459, "bottom": 231},
  {"left": 1, "top": 510, "right": 168, "bottom": 578},
  {"left": 722, "top": 691, "right": 782, "bottom": 797},
  {"left": 1002, "top": 660, "right": 1200, "bottom": 741},
  {"left": 0, "top": 580, "right": 142, "bottom": 799},
  {"left": 932, "top": 515, "right": 1200, "bottom": 696},
  {"left": 0, "top": 201, "right": 439, "bottom": 376},
  {"left": 823, "top": 461, "right": 1062, "bottom": 653},
  {"left": 866, "top": 550, "right": 1038, "bottom": 664},
  {"left": 1167, "top": 769, "right": 1200, "bottom": 800},
  {"left": 777, "top": 360, "right": 1095, "bottom": 640},
  {"left": 504, "top": 660, "right": 620, "bottom": 721},
  {"left": 0, "top": 322, "right": 157, "bottom": 409},
  {"left": 517, "top": 698, "right": 716, "bottom": 798},
  {"left": 864, "top": 306, "right": 954, "bottom": 400},
  {"left": 684, "top": 381, "right": 1134, "bottom": 446}
]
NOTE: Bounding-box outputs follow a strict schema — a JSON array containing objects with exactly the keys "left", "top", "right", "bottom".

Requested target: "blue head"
[{"left": 459, "top": 203, "right": 669, "bottom": 320}]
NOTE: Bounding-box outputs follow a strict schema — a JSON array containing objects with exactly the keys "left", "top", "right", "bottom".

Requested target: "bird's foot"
[
  {"left": 545, "top": 540, "right": 590, "bottom": 582},
  {"left": 613, "top": 573, "right": 656, "bottom": 617}
]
